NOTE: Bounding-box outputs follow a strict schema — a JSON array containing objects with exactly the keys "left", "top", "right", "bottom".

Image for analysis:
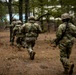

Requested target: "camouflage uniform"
[
  {"left": 6, "top": 19, "right": 18, "bottom": 45},
  {"left": 12, "top": 20, "right": 23, "bottom": 47},
  {"left": 21, "top": 16, "right": 42, "bottom": 60},
  {"left": 53, "top": 13, "right": 76, "bottom": 74}
]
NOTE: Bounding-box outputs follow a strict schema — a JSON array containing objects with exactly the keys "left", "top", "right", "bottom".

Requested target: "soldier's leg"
[
  {"left": 10, "top": 36, "right": 15, "bottom": 45},
  {"left": 67, "top": 42, "right": 73, "bottom": 59},
  {"left": 21, "top": 38, "right": 28, "bottom": 48},
  {"left": 27, "top": 42, "right": 36, "bottom": 60},
  {"left": 59, "top": 44, "right": 74, "bottom": 74},
  {"left": 16, "top": 37, "right": 21, "bottom": 47},
  {"left": 10, "top": 30, "right": 16, "bottom": 45},
  {"left": 67, "top": 42, "right": 74, "bottom": 75}
]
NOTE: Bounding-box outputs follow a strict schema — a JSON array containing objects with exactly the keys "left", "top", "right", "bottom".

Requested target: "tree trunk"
[
  {"left": 40, "top": 0, "right": 44, "bottom": 30},
  {"left": 25, "top": 0, "right": 29, "bottom": 23},
  {"left": 7, "top": 0, "right": 12, "bottom": 42},
  {"left": 19, "top": 0, "right": 23, "bottom": 22}
]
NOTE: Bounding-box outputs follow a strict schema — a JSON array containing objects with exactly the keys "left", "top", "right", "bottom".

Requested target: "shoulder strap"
[
  {"left": 55, "top": 22, "right": 68, "bottom": 45},
  {"left": 61, "top": 22, "right": 68, "bottom": 38}
]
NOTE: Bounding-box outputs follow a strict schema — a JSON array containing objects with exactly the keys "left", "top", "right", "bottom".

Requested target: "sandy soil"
[{"left": 0, "top": 30, "right": 76, "bottom": 75}]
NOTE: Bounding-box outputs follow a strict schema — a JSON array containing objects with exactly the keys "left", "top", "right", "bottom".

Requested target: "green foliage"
[
  {"left": 1, "top": 0, "right": 76, "bottom": 22},
  {"left": 0, "top": 2, "right": 6, "bottom": 20},
  {"left": 13, "top": 1, "right": 19, "bottom": 13}
]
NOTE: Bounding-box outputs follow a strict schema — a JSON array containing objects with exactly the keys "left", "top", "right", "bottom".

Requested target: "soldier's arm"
[
  {"left": 21, "top": 24, "right": 26, "bottom": 34},
  {"left": 37, "top": 24, "right": 42, "bottom": 33},
  {"left": 53, "top": 24, "right": 64, "bottom": 46},
  {"left": 5, "top": 24, "right": 13, "bottom": 28},
  {"left": 39, "top": 25, "right": 42, "bottom": 33},
  {"left": 71, "top": 24, "right": 76, "bottom": 38}
]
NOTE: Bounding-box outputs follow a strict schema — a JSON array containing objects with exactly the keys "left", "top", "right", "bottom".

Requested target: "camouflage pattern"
[
  {"left": 28, "top": 16, "right": 35, "bottom": 20},
  {"left": 61, "top": 13, "right": 70, "bottom": 20},
  {"left": 21, "top": 22, "right": 42, "bottom": 46},
  {"left": 54, "top": 22, "right": 76, "bottom": 74},
  {"left": 28, "top": 16, "right": 35, "bottom": 23},
  {"left": 21, "top": 19, "right": 42, "bottom": 60},
  {"left": 7, "top": 19, "right": 18, "bottom": 45},
  {"left": 6, "top": 19, "right": 17, "bottom": 28},
  {"left": 12, "top": 20, "right": 23, "bottom": 46}
]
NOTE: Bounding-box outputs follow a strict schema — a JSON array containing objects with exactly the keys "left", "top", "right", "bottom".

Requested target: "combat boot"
[
  {"left": 10, "top": 42, "right": 14, "bottom": 46},
  {"left": 17, "top": 44, "right": 20, "bottom": 47},
  {"left": 30, "top": 51, "right": 36, "bottom": 60},
  {"left": 63, "top": 69, "right": 69, "bottom": 75},
  {"left": 17, "top": 44, "right": 21, "bottom": 50},
  {"left": 22, "top": 42, "right": 28, "bottom": 48},
  {"left": 63, "top": 63, "right": 74, "bottom": 75},
  {"left": 69, "top": 63, "right": 74, "bottom": 75}
]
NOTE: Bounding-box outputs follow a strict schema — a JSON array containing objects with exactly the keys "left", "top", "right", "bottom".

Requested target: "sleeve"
[
  {"left": 56, "top": 25, "right": 64, "bottom": 39},
  {"left": 71, "top": 24, "right": 76, "bottom": 38},
  {"left": 38, "top": 25, "right": 42, "bottom": 33},
  {"left": 21, "top": 24, "right": 26, "bottom": 34},
  {"left": 54, "top": 24, "right": 64, "bottom": 45},
  {"left": 6, "top": 24, "right": 13, "bottom": 28}
]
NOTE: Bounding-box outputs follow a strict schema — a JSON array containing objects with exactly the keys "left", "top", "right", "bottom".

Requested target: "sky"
[{"left": 6, "top": 14, "right": 25, "bottom": 21}]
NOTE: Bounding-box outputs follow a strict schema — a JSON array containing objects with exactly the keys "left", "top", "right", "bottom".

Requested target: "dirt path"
[{"left": 0, "top": 31, "right": 76, "bottom": 75}]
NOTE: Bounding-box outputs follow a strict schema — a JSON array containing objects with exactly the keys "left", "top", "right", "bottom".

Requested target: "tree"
[
  {"left": 6, "top": 0, "right": 13, "bottom": 42},
  {"left": 19, "top": 0, "right": 23, "bottom": 22},
  {"left": 25, "top": 0, "right": 29, "bottom": 22},
  {"left": 0, "top": 1, "right": 7, "bottom": 21}
]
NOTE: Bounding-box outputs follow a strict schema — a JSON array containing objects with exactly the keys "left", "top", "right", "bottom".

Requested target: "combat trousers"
[
  {"left": 16, "top": 37, "right": 24, "bottom": 46},
  {"left": 25, "top": 37, "right": 36, "bottom": 54},
  {"left": 59, "top": 41, "right": 73, "bottom": 71}
]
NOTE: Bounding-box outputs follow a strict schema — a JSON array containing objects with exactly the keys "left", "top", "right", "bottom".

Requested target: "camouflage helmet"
[
  {"left": 12, "top": 18, "right": 17, "bottom": 21},
  {"left": 16, "top": 25, "right": 21, "bottom": 27},
  {"left": 17, "top": 20, "right": 22, "bottom": 24},
  {"left": 61, "top": 13, "right": 70, "bottom": 20},
  {"left": 28, "top": 16, "right": 35, "bottom": 21}
]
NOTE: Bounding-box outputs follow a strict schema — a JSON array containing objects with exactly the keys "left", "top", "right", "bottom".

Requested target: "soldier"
[
  {"left": 12, "top": 20, "right": 23, "bottom": 47},
  {"left": 21, "top": 16, "right": 42, "bottom": 60},
  {"left": 51, "top": 13, "right": 76, "bottom": 75},
  {"left": 5, "top": 18, "right": 18, "bottom": 45}
]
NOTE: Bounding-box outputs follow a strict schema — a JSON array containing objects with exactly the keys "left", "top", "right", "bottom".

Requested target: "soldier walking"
[
  {"left": 21, "top": 16, "right": 42, "bottom": 60},
  {"left": 51, "top": 13, "right": 76, "bottom": 75},
  {"left": 12, "top": 20, "right": 23, "bottom": 47}
]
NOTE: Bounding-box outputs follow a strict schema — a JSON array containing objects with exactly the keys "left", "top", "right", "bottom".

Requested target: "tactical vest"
[
  {"left": 63, "top": 23, "right": 74, "bottom": 39},
  {"left": 55, "top": 23, "right": 74, "bottom": 45},
  {"left": 25, "top": 23, "right": 38, "bottom": 37}
]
